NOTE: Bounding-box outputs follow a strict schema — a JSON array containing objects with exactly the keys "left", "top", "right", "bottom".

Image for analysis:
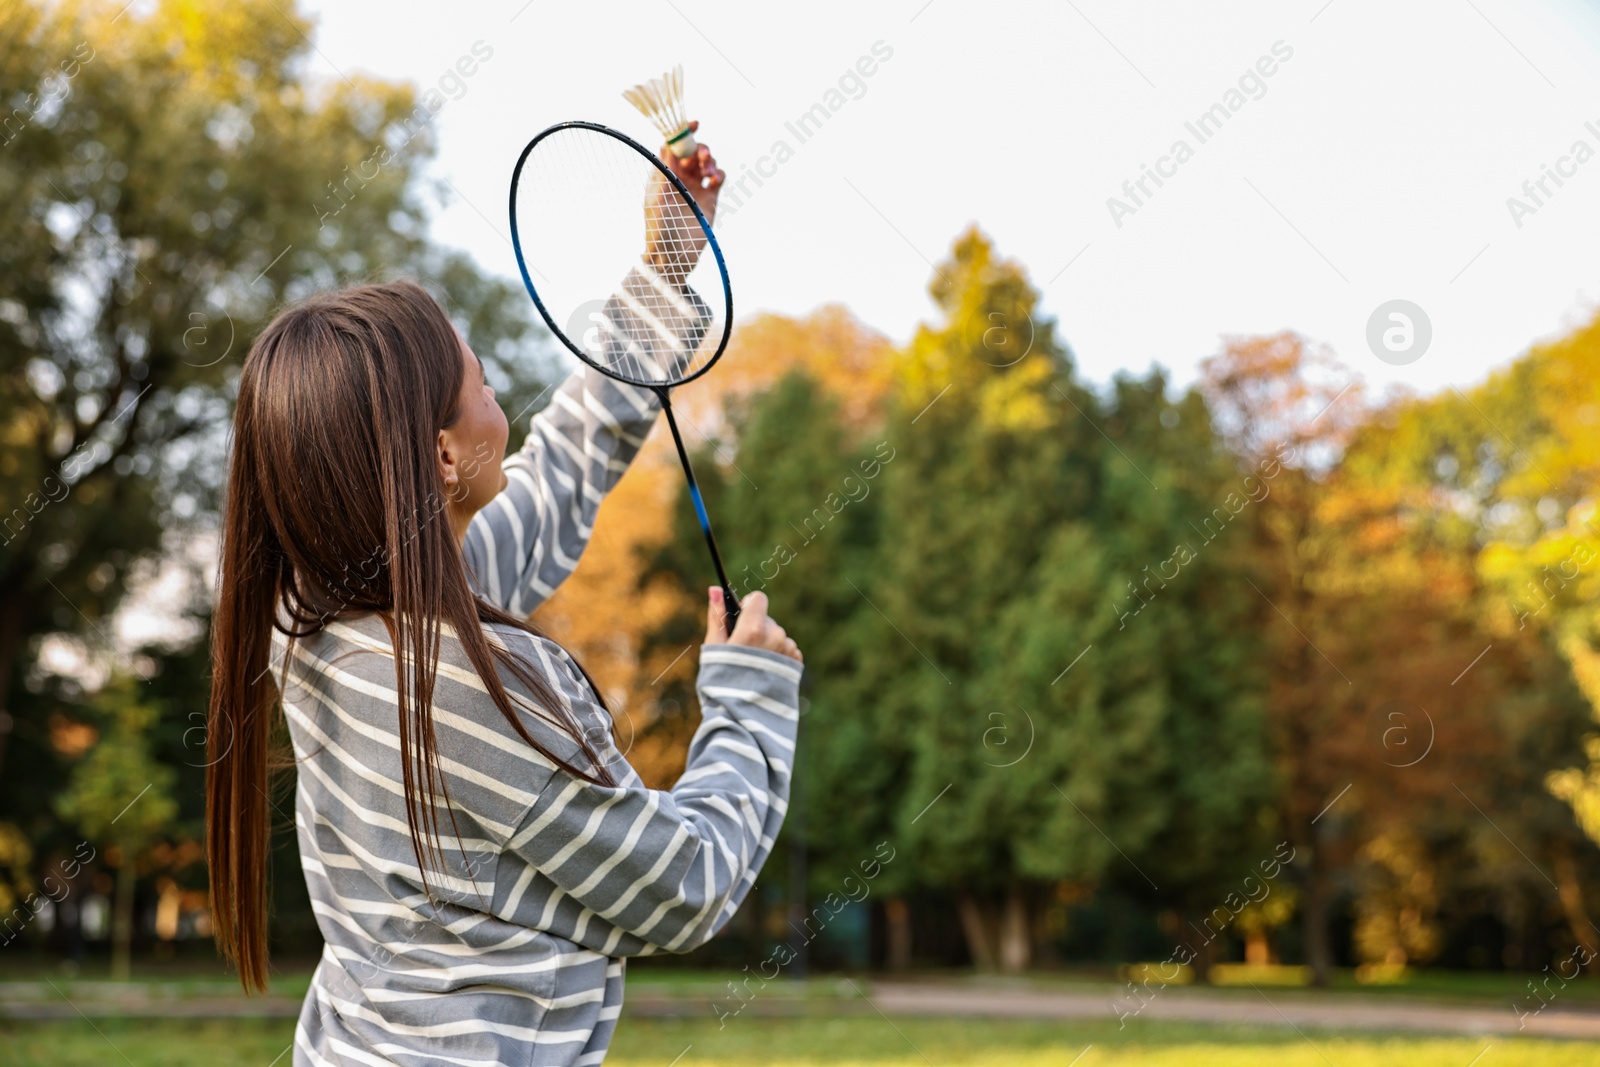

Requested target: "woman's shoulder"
[
  {"left": 294, "top": 611, "right": 575, "bottom": 693},
  {"left": 287, "top": 612, "right": 606, "bottom": 748},
  {"left": 479, "top": 623, "right": 612, "bottom": 731},
  {"left": 481, "top": 620, "right": 588, "bottom": 689},
  {"left": 456, "top": 619, "right": 617, "bottom": 758},
  {"left": 272, "top": 611, "right": 393, "bottom": 694}
]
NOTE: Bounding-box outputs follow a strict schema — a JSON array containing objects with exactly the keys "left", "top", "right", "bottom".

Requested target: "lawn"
[
  {"left": 0, "top": 1014, "right": 1592, "bottom": 1066},
  {"left": 3, "top": 960, "right": 1592, "bottom": 1065}
]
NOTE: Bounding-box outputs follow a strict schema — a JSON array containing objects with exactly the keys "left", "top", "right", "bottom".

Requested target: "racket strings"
[{"left": 512, "top": 125, "right": 725, "bottom": 388}]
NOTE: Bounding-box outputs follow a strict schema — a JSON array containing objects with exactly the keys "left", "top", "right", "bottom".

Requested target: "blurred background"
[{"left": 5, "top": 0, "right": 1600, "bottom": 1064}]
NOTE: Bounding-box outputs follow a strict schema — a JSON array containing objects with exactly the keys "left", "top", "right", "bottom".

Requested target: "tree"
[
  {"left": 0, "top": 0, "right": 552, "bottom": 880},
  {"left": 1200, "top": 332, "right": 1368, "bottom": 986},
  {"left": 1466, "top": 310, "right": 1600, "bottom": 965},
  {"left": 709, "top": 372, "right": 896, "bottom": 898},
  {"left": 1207, "top": 328, "right": 1600, "bottom": 984},
  {"left": 1055, "top": 369, "right": 1276, "bottom": 975},
  {"left": 1318, "top": 422, "right": 1583, "bottom": 976},
  {"left": 533, "top": 307, "right": 893, "bottom": 788},
  {"left": 851, "top": 230, "right": 1273, "bottom": 972},
  {"left": 843, "top": 229, "right": 1090, "bottom": 970},
  {"left": 1476, "top": 311, "right": 1600, "bottom": 831},
  {"left": 624, "top": 309, "right": 902, "bottom": 971},
  {"left": 55, "top": 674, "right": 178, "bottom": 979},
  {"left": 0, "top": 820, "right": 34, "bottom": 938},
  {"left": 658, "top": 231, "right": 1283, "bottom": 975}
]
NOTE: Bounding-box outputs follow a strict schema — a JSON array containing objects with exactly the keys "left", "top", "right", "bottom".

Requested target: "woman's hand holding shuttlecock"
[{"left": 643, "top": 122, "right": 724, "bottom": 284}]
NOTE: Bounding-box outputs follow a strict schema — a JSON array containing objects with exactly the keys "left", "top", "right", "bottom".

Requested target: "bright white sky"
[{"left": 304, "top": 0, "right": 1600, "bottom": 397}]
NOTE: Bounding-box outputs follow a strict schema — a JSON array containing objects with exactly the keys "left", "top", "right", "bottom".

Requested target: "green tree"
[
  {"left": 639, "top": 368, "right": 901, "bottom": 960},
  {"left": 0, "top": 0, "right": 553, "bottom": 874},
  {"left": 55, "top": 674, "right": 179, "bottom": 979},
  {"left": 856, "top": 231, "right": 1273, "bottom": 971},
  {"left": 1056, "top": 370, "right": 1275, "bottom": 971},
  {"left": 643, "top": 232, "right": 1279, "bottom": 973},
  {"left": 850, "top": 229, "right": 1093, "bottom": 970}
]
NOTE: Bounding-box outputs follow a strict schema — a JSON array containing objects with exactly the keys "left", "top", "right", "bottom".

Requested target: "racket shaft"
[{"left": 659, "top": 392, "right": 742, "bottom": 629}]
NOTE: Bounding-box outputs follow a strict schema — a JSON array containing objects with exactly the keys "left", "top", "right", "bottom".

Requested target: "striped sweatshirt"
[{"left": 273, "top": 262, "right": 802, "bottom": 1066}]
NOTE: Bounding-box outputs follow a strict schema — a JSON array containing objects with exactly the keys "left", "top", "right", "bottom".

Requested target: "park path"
[
  {"left": 4, "top": 977, "right": 1599, "bottom": 1040},
  {"left": 845, "top": 980, "right": 1600, "bottom": 1040},
  {"left": 627, "top": 979, "right": 1600, "bottom": 1040}
]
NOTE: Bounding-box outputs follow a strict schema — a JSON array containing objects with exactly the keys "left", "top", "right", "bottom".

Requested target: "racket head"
[{"left": 508, "top": 121, "right": 733, "bottom": 390}]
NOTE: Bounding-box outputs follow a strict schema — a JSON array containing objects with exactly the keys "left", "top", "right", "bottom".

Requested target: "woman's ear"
[{"left": 437, "top": 428, "right": 460, "bottom": 495}]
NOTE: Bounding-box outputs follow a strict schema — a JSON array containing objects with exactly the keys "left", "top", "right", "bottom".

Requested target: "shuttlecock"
[{"left": 623, "top": 64, "right": 697, "bottom": 159}]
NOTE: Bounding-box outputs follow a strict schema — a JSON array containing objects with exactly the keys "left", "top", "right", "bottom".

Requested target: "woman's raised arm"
[{"left": 461, "top": 262, "right": 713, "bottom": 615}]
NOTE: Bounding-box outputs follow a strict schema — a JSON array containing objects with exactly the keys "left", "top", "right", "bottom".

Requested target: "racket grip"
[{"left": 720, "top": 584, "right": 741, "bottom": 633}]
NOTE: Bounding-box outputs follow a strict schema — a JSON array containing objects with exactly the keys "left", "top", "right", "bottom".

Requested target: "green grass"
[
  {"left": 1322, "top": 968, "right": 1600, "bottom": 1003},
  {"left": 0, "top": 1018, "right": 298, "bottom": 1067},
  {"left": 3, "top": 962, "right": 1594, "bottom": 1065},
  {"left": 619, "top": 963, "right": 1600, "bottom": 1003},
  {"left": 9, "top": 955, "right": 1588, "bottom": 1008},
  {"left": 1, "top": 1015, "right": 1594, "bottom": 1066}
]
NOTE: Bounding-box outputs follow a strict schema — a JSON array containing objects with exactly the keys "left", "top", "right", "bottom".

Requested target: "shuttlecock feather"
[{"left": 623, "top": 65, "right": 697, "bottom": 158}]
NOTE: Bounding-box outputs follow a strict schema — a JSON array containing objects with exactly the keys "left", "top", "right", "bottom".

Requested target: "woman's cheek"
[
  {"left": 495, "top": 414, "right": 509, "bottom": 490},
  {"left": 493, "top": 397, "right": 509, "bottom": 452}
]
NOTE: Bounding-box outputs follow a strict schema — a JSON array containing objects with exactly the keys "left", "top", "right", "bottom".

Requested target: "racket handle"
[{"left": 720, "top": 584, "right": 741, "bottom": 634}]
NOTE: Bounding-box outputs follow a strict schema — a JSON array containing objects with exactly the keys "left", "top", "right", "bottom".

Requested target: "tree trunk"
[
  {"left": 1303, "top": 853, "right": 1332, "bottom": 988},
  {"left": 0, "top": 580, "right": 30, "bottom": 778},
  {"left": 885, "top": 897, "right": 912, "bottom": 971},
  {"left": 998, "top": 885, "right": 1031, "bottom": 972},
  {"left": 955, "top": 891, "right": 998, "bottom": 971},
  {"left": 1183, "top": 906, "right": 1218, "bottom": 982},
  {"left": 112, "top": 850, "right": 135, "bottom": 981},
  {"left": 1553, "top": 844, "right": 1600, "bottom": 975}
]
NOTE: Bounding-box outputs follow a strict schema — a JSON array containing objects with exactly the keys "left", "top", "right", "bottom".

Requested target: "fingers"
[
  {"left": 694, "top": 144, "right": 725, "bottom": 190},
  {"left": 704, "top": 586, "right": 729, "bottom": 644},
  {"left": 717, "top": 591, "right": 804, "bottom": 662},
  {"left": 682, "top": 146, "right": 723, "bottom": 190},
  {"left": 697, "top": 143, "right": 729, "bottom": 189},
  {"left": 729, "top": 590, "right": 768, "bottom": 643},
  {"left": 663, "top": 132, "right": 724, "bottom": 191},
  {"left": 761, "top": 620, "right": 801, "bottom": 662}
]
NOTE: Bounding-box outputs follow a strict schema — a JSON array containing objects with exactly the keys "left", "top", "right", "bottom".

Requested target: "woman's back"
[
  {"left": 275, "top": 612, "right": 631, "bottom": 1064},
  {"left": 275, "top": 602, "right": 802, "bottom": 1066}
]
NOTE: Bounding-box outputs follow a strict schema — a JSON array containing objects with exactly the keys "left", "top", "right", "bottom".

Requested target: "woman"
[{"left": 206, "top": 138, "right": 803, "bottom": 1066}]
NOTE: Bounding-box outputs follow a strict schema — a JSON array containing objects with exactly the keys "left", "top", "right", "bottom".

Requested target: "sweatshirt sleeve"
[
  {"left": 489, "top": 645, "right": 802, "bottom": 957},
  {"left": 462, "top": 261, "right": 714, "bottom": 616}
]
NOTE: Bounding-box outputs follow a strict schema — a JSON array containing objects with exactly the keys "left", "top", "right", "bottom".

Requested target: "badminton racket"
[{"left": 507, "top": 121, "right": 741, "bottom": 626}]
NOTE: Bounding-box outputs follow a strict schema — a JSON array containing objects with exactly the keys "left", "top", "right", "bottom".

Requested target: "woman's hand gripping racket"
[{"left": 508, "top": 121, "right": 743, "bottom": 627}]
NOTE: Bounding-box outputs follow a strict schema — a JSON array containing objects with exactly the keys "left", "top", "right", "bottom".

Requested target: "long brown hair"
[{"left": 206, "top": 280, "right": 617, "bottom": 994}]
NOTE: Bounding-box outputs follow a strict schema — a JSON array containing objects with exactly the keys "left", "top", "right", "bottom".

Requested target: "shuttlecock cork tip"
[{"left": 623, "top": 64, "right": 697, "bottom": 159}]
